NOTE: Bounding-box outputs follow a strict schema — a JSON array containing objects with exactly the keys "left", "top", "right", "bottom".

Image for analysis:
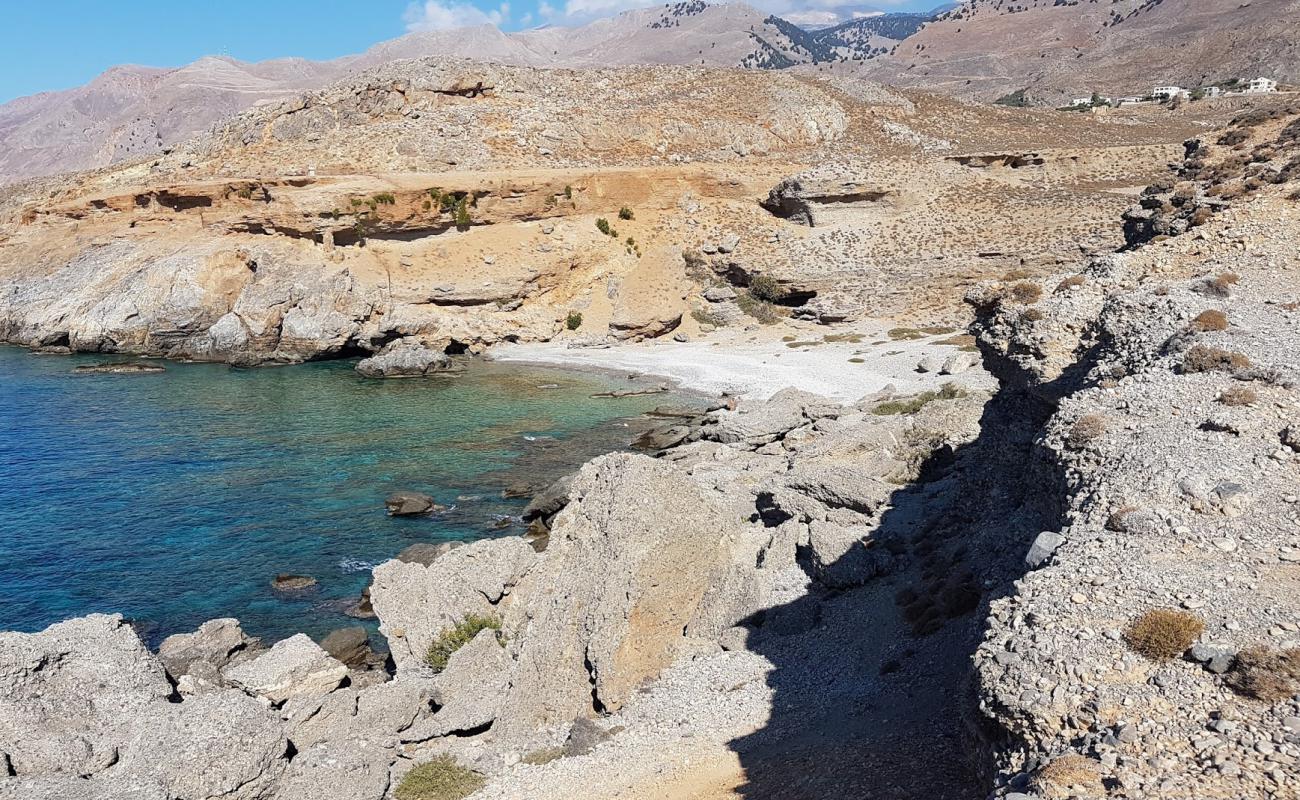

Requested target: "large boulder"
[
  {"left": 370, "top": 537, "right": 537, "bottom": 672},
  {"left": 0, "top": 614, "right": 171, "bottom": 777},
  {"left": 117, "top": 690, "right": 288, "bottom": 800},
  {"left": 403, "top": 628, "right": 513, "bottom": 740},
  {"left": 223, "top": 634, "right": 348, "bottom": 703},
  {"left": 157, "top": 618, "right": 252, "bottom": 679},
  {"left": 272, "top": 738, "right": 393, "bottom": 800},
  {"left": 492, "top": 454, "right": 741, "bottom": 748},
  {"left": 355, "top": 338, "right": 452, "bottom": 378}
]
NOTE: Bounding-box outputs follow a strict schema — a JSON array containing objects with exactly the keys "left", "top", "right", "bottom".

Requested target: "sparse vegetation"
[
  {"left": 747, "top": 274, "right": 782, "bottom": 303},
  {"left": 1225, "top": 646, "right": 1300, "bottom": 702},
  {"left": 372, "top": 192, "right": 396, "bottom": 205},
  {"left": 453, "top": 198, "right": 471, "bottom": 228},
  {"left": 871, "top": 384, "right": 966, "bottom": 416},
  {"left": 1219, "top": 385, "right": 1258, "bottom": 406},
  {"left": 690, "top": 308, "right": 726, "bottom": 327},
  {"left": 565, "top": 311, "right": 583, "bottom": 331},
  {"left": 618, "top": 206, "right": 634, "bottom": 220},
  {"left": 521, "top": 747, "right": 564, "bottom": 766},
  {"left": 1123, "top": 608, "right": 1204, "bottom": 661},
  {"left": 394, "top": 756, "right": 485, "bottom": 800},
  {"left": 424, "top": 613, "right": 502, "bottom": 673},
  {"left": 1196, "top": 272, "right": 1240, "bottom": 298},
  {"left": 1182, "top": 344, "right": 1251, "bottom": 374},
  {"left": 1189, "top": 309, "right": 1229, "bottom": 332},
  {"left": 1032, "top": 755, "right": 1104, "bottom": 794},
  {"left": 595, "top": 217, "right": 618, "bottom": 238},
  {"left": 994, "top": 89, "right": 1031, "bottom": 108},
  {"left": 1066, "top": 414, "right": 1108, "bottom": 448},
  {"left": 735, "top": 291, "right": 781, "bottom": 324},
  {"left": 1009, "top": 281, "right": 1044, "bottom": 304},
  {"left": 563, "top": 185, "right": 573, "bottom": 200},
  {"left": 1055, "top": 275, "right": 1085, "bottom": 293}
]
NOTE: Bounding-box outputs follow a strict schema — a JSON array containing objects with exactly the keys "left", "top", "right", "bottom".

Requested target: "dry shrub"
[
  {"left": 1032, "top": 754, "right": 1104, "bottom": 793},
  {"left": 1219, "top": 385, "right": 1258, "bottom": 406},
  {"left": 1067, "top": 414, "right": 1108, "bottom": 449},
  {"left": 1001, "top": 268, "right": 1035, "bottom": 281},
  {"left": 1009, "top": 281, "right": 1044, "bottom": 304},
  {"left": 1182, "top": 344, "right": 1252, "bottom": 374},
  {"left": 1105, "top": 506, "right": 1137, "bottom": 532},
  {"left": 1124, "top": 608, "right": 1204, "bottom": 660},
  {"left": 1021, "top": 307, "right": 1045, "bottom": 322},
  {"left": 1055, "top": 275, "right": 1085, "bottom": 293},
  {"left": 1189, "top": 309, "right": 1229, "bottom": 332},
  {"left": 1189, "top": 207, "right": 1214, "bottom": 227},
  {"left": 1225, "top": 646, "right": 1300, "bottom": 702},
  {"left": 1198, "top": 272, "right": 1240, "bottom": 298}
]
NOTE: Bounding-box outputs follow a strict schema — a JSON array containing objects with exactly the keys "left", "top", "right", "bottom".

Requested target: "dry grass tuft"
[
  {"left": 1225, "top": 646, "right": 1300, "bottom": 702},
  {"left": 394, "top": 756, "right": 485, "bottom": 800},
  {"left": 1055, "top": 275, "right": 1086, "bottom": 293},
  {"left": 1105, "top": 506, "right": 1137, "bottom": 532},
  {"left": 1188, "top": 309, "right": 1229, "bottom": 332},
  {"left": 1124, "top": 608, "right": 1204, "bottom": 660},
  {"left": 1197, "top": 272, "right": 1240, "bottom": 298},
  {"left": 1032, "top": 754, "right": 1104, "bottom": 793},
  {"left": 1219, "top": 385, "right": 1258, "bottom": 406},
  {"left": 1066, "top": 414, "right": 1108, "bottom": 449},
  {"left": 1182, "top": 344, "right": 1251, "bottom": 375},
  {"left": 1009, "top": 281, "right": 1044, "bottom": 304}
]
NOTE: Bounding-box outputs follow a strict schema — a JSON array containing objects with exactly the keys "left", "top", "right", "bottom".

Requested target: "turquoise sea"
[{"left": 0, "top": 346, "right": 690, "bottom": 646}]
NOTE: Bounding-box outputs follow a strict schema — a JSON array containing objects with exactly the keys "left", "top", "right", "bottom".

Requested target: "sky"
[{"left": 0, "top": 0, "right": 943, "bottom": 104}]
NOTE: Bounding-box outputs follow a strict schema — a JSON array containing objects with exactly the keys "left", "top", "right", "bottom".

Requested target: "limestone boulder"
[
  {"left": 403, "top": 629, "right": 512, "bottom": 740},
  {"left": 370, "top": 537, "right": 537, "bottom": 672},
  {"left": 355, "top": 338, "right": 453, "bottom": 378},
  {"left": 223, "top": 634, "right": 348, "bottom": 703},
  {"left": 157, "top": 617, "right": 252, "bottom": 679},
  {"left": 492, "top": 453, "right": 741, "bottom": 749},
  {"left": 118, "top": 690, "right": 288, "bottom": 800},
  {"left": 0, "top": 614, "right": 170, "bottom": 777},
  {"left": 272, "top": 738, "right": 394, "bottom": 800}
]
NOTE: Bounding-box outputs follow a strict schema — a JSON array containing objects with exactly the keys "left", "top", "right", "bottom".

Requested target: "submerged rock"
[
  {"left": 384, "top": 491, "right": 440, "bottom": 516},
  {"left": 271, "top": 574, "right": 318, "bottom": 592},
  {"left": 72, "top": 362, "right": 165, "bottom": 374}
]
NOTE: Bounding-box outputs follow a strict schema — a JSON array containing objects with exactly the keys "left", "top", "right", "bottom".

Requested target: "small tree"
[
  {"left": 566, "top": 311, "right": 583, "bottom": 330},
  {"left": 618, "top": 206, "right": 634, "bottom": 220},
  {"left": 454, "top": 198, "right": 471, "bottom": 229}
]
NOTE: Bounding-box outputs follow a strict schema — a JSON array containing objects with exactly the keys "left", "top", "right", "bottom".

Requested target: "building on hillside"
[
  {"left": 1153, "top": 85, "right": 1189, "bottom": 101},
  {"left": 1070, "top": 97, "right": 1092, "bottom": 107},
  {"left": 1116, "top": 96, "right": 1147, "bottom": 106},
  {"left": 1246, "top": 77, "right": 1278, "bottom": 94},
  {"left": 1202, "top": 86, "right": 1222, "bottom": 98}
]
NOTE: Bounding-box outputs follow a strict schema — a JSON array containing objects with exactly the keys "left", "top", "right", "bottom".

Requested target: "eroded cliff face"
[{"left": 969, "top": 188, "right": 1300, "bottom": 798}]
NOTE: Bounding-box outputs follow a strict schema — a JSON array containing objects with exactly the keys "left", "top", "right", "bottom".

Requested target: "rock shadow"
[{"left": 727, "top": 383, "right": 1064, "bottom": 799}]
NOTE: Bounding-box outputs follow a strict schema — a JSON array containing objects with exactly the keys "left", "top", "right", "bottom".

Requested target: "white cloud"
[{"left": 403, "top": 0, "right": 512, "bottom": 31}]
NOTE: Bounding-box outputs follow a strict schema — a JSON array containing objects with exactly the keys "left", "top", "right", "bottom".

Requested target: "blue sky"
[{"left": 1, "top": 0, "right": 942, "bottom": 104}]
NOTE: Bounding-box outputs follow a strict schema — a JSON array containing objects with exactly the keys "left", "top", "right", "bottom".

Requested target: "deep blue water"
[{"left": 0, "top": 347, "right": 688, "bottom": 646}]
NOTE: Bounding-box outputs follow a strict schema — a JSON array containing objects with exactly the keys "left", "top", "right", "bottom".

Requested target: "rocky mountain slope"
[
  {"left": 865, "top": 0, "right": 1300, "bottom": 103},
  {"left": 0, "top": 55, "right": 1223, "bottom": 371},
  {"left": 0, "top": 2, "right": 931, "bottom": 185}
]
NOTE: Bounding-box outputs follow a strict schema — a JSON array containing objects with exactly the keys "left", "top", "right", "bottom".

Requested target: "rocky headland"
[{"left": 3, "top": 58, "right": 1300, "bottom": 800}]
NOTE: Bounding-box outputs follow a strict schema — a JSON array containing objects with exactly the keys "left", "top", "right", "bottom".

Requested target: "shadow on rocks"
[{"left": 727, "top": 381, "right": 1066, "bottom": 800}]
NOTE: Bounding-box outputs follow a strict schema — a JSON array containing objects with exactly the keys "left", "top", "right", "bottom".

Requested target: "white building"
[
  {"left": 1116, "top": 96, "right": 1147, "bottom": 106},
  {"left": 1202, "top": 86, "right": 1222, "bottom": 98},
  {"left": 1071, "top": 97, "right": 1092, "bottom": 107},
  {"left": 1153, "top": 85, "right": 1189, "bottom": 101},
  {"left": 1246, "top": 77, "right": 1278, "bottom": 94}
]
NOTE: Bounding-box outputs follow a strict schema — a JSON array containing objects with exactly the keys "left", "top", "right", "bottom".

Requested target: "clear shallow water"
[{"left": 0, "top": 347, "right": 692, "bottom": 646}]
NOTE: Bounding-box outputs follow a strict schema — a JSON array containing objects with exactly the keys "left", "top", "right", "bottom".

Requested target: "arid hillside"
[
  {"left": 0, "top": 57, "right": 1258, "bottom": 369},
  {"left": 865, "top": 0, "right": 1300, "bottom": 103}
]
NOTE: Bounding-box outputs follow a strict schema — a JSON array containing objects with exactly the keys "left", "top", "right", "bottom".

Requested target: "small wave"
[
  {"left": 456, "top": 494, "right": 483, "bottom": 502},
  {"left": 338, "top": 558, "right": 379, "bottom": 574}
]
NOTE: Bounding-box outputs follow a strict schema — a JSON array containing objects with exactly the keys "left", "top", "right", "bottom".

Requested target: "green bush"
[
  {"left": 566, "top": 311, "right": 583, "bottom": 331},
  {"left": 871, "top": 384, "right": 966, "bottom": 416},
  {"left": 747, "top": 274, "right": 782, "bottom": 302},
  {"left": 424, "top": 613, "right": 501, "bottom": 673},
  {"left": 564, "top": 185, "right": 573, "bottom": 200},
  {"left": 454, "top": 198, "right": 471, "bottom": 228},
  {"left": 618, "top": 206, "right": 634, "bottom": 220},
  {"left": 372, "top": 192, "right": 396, "bottom": 205},
  {"left": 994, "top": 89, "right": 1030, "bottom": 107},
  {"left": 394, "top": 756, "right": 485, "bottom": 800},
  {"left": 595, "top": 218, "right": 618, "bottom": 237},
  {"left": 735, "top": 292, "right": 780, "bottom": 324}
]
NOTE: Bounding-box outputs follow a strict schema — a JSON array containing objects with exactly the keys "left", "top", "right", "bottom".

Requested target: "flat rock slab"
[{"left": 223, "top": 634, "right": 347, "bottom": 703}]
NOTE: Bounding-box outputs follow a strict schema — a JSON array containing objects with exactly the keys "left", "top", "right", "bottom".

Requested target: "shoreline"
[{"left": 488, "top": 320, "right": 995, "bottom": 403}]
